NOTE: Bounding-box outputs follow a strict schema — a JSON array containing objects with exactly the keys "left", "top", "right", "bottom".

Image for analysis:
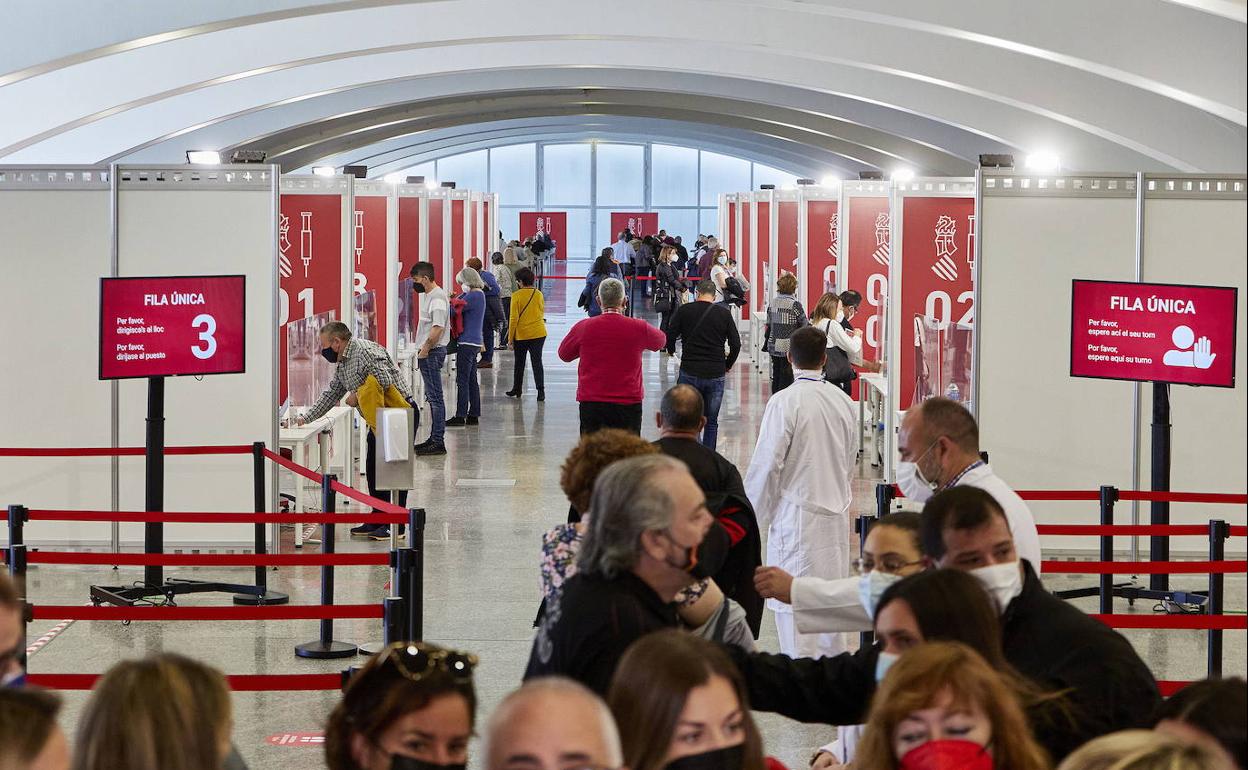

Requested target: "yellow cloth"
[
  {"left": 509, "top": 287, "right": 547, "bottom": 342},
  {"left": 356, "top": 374, "right": 410, "bottom": 433}
]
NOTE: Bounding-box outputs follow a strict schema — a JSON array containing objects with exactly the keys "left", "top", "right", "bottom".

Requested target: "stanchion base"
[
  {"left": 295, "top": 640, "right": 358, "bottom": 659},
  {"left": 358, "top": 642, "right": 384, "bottom": 656},
  {"left": 232, "top": 590, "right": 290, "bottom": 606}
]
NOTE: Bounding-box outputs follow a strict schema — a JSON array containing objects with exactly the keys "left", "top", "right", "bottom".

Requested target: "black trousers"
[
  {"left": 512, "top": 336, "right": 546, "bottom": 393},
  {"left": 770, "top": 355, "right": 794, "bottom": 393},
  {"left": 578, "top": 401, "right": 643, "bottom": 435}
]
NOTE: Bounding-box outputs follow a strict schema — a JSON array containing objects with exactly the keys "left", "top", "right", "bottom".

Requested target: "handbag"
[{"left": 821, "top": 320, "right": 855, "bottom": 382}]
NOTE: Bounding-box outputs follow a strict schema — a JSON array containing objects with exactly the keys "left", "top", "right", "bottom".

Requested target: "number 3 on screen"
[{"left": 191, "top": 314, "right": 218, "bottom": 360}]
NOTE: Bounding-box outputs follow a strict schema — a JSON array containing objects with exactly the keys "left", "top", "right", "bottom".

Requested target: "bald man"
[{"left": 486, "top": 678, "right": 623, "bottom": 770}]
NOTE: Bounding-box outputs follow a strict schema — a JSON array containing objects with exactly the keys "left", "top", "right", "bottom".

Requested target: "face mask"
[
  {"left": 667, "top": 521, "right": 731, "bottom": 580},
  {"left": 320, "top": 346, "right": 339, "bottom": 364},
  {"left": 413, "top": 282, "right": 426, "bottom": 294},
  {"left": 898, "top": 740, "right": 993, "bottom": 770},
  {"left": 874, "top": 651, "right": 899, "bottom": 683},
  {"left": 895, "top": 440, "right": 939, "bottom": 502},
  {"left": 1, "top": 670, "right": 25, "bottom": 688},
  {"left": 835, "top": 309, "right": 844, "bottom": 322},
  {"left": 665, "top": 744, "right": 744, "bottom": 770},
  {"left": 717, "top": 255, "right": 728, "bottom": 265},
  {"left": 858, "top": 570, "right": 902, "bottom": 617},
  {"left": 970, "top": 561, "right": 1024, "bottom": 613},
  {"left": 460, "top": 283, "right": 471, "bottom": 294},
  {"left": 222, "top": 745, "right": 250, "bottom": 770},
  {"left": 390, "top": 757, "right": 466, "bottom": 770}
]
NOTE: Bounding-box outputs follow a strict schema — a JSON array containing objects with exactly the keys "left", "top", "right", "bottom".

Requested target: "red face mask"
[{"left": 899, "top": 740, "right": 993, "bottom": 770}]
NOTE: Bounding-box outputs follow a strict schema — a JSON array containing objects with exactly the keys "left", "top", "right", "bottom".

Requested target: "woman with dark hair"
[
  {"left": 580, "top": 249, "right": 618, "bottom": 317},
  {"left": 325, "top": 641, "right": 477, "bottom": 770},
  {"left": 0, "top": 688, "right": 69, "bottom": 770},
  {"left": 654, "top": 245, "right": 686, "bottom": 354},
  {"left": 609, "top": 630, "right": 773, "bottom": 770},
  {"left": 1153, "top": 677, "right": 1246, "bottom": 769},
  {"left": 506, "top": 266, "right": 546, "bottom": 400}
]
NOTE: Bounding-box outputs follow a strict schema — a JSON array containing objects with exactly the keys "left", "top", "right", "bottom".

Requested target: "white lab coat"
[
  {"left": 789, "top": 464, "right": 1044, "bottom": 636},
  {"left": 745, "top": 370, "right": 858, "bottom": 657}
]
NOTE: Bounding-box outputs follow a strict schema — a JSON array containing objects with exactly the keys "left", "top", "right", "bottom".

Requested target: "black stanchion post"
[
  {"left": 382, "top": 596, "right": 403, "bottom": 646},
  {"left": 1207, "top": 519, "right": 1226, "bottom": 678},
  {"left": 406, "top": 508, "right": 426, "bottom": 642},
  {"left": 1149, "top": 382, "right": 1171, "bottom": 592},
  {"left": 875, "top": 482, "right": 895, "bottom": 520},
  {"left": 6, "top": 505, "right": 29, "bottom": 672},
  {"left": 295, "top": 475, "right": 357, "bottom": 659},
  {"left": 236, "top": 442, "right": 289, "bottom": 606},
  {"left": 1098, "top": 486, "right": 1118, "bottom": 615},
  {"left": 144, "top": 376, "right": 165, "bottom": 588}
]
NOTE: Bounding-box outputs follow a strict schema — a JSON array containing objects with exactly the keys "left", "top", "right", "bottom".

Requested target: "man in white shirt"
[
  {"left": 762, "top": 396, "right": 1043, "bottom": 636},
  {"left": 611, "top": 231, "right": 636, "bottom": 270},
  {"left": 409, "top": 261, "right": 449, "bottom": 456},
  {"left": 744, "top": 326, "right": 858, "bottom": 658}
]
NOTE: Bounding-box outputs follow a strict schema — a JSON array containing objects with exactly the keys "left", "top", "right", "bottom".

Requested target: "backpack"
[
  {"left": 723, "top": 276, "right": 747, "bottom": 306},
  {"left": 448, "top": 295, "right": 468, "bottom": 339}
]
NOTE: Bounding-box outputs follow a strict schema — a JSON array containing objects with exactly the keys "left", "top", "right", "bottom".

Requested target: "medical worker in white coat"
[{"left": 744, "top": 326, "right": 858, "bottom": 658}]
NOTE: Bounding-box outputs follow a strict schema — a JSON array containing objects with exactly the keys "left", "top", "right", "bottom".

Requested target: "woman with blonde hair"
[
  {"left": 654, "top": 245, "right": 685, "bottom": 354},
  {"left": 1056, "top": 731, "right": 1229, "bottom": 770},
  {"left": 73, "top": 653, "right": 237, "bottom": 770},
  {"left": 809, "top": 292, "right": 862, "bottom": 393},
  {"left": 609, "top": 630, "right": 770, "bottom": 770},
  {"left": 855, "top": 641, "right": 1051, "bottom": 770}
]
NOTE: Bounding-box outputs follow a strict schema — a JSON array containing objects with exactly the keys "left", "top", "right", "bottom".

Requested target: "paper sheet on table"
[{"left": 378, "top": 408, "right": 410, "bottom": 462}]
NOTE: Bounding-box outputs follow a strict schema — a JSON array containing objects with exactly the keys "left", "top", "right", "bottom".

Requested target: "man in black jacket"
[
  {"left": 665, "top": 279, "right": 741, "bottom": 450},
  {"left": 654, "top": 385, "right": 763, "bottom": 636},
  {"left": 730, "top": 486, "right": 1160, "bottom": 762}
]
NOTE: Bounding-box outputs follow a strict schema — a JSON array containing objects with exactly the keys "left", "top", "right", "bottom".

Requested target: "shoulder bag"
[{"left": 821, "top": 319, "right": 855, "bottom": 382}]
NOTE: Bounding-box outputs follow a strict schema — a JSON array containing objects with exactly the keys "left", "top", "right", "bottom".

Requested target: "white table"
[
  {"left": 279, "top": 406, "right": 354, "bottom": 548},
  {"left": 858, "top": 373, "right": 888, "bottom": 468}
]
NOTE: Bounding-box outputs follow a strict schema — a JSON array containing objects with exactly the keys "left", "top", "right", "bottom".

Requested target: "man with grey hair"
[
  {"left": 486, "top": 678, "right": 623, "bottom": 770},
  {"left": 524, "top": 454, "right": 712, "bottom": 694},
  {"left": 558, "top": 277, "right": 667, "bottom": 435}
]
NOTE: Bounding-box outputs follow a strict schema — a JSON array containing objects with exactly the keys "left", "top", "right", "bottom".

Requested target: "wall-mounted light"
[
  {"left": 186, "top": 151, "right": 221, "bottom": 165},
  {"left": 405, "top": 176, "right": 425, "bottom": 185},
  {"left": 1024, "top": 151, "right": 1061, "bottom": 173},
  {"left": 978, "top": 153, "right": 1015, "bottom": 168},
  {"left": 312, "top": 166, "right": 336, "bottom": 177},
  {"left": 891, "top": 168, "right": 916, "bottom": 183},
  {"left": 796, "top": 178, "right": 817, "bottom": 186},
  {"left": 230, "top": 150, "right": 267, "bottom": 164},
  {"left": 342, "top": 165, "right": 368, "bottom": 179},
  {"left": 858, "top": 171, "right": 883, "bottom": 180},
  {"left": 759, "top": 184, "right": 776, "bottom": 190},
  {"left": 440, "top": 181, "right": 457, "bottom": 189}
]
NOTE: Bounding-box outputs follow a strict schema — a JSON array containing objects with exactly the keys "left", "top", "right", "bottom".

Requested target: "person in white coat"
[{"left": 744, "top": 326, "right": 858, "bottom": 658}]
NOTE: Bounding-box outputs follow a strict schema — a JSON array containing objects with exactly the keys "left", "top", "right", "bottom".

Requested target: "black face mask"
[
  {"left": 321, "top": 346, "right": 339, "bottom": 363},
  {"left": 670, "top": 520, "right": 731, "bottom": 580},
  {"left": 665, "top": 744, "right": 745, "bottom": 770},
  {"left": 390, "top": 756, "right": 466, "bottom": 770},
  {"left": 412, "top": 281, "right": 426, "bottom": 294}
]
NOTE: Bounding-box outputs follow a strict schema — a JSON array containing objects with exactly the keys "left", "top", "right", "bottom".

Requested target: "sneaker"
[
  {"left": 350, "top": 524, "right": 380, "bottom": 537},
  {"left": 466, "top": 416, "right": 479, "bottom": 425},
  {"left": 446, "top": 416, "right": 468, "bottom": 426},
  {"left": 415, "top": 442, "right": 447, "bottom": 456},
  {"left": 367, "top": 527, "right": 392, "bottom": 541}
]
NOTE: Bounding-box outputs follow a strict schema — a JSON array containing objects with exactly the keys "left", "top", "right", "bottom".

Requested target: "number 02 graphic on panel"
[
  {"left": 900, "top": 196, "right": 975, "bottom": 410},
  {"left": 845, "top": 197, "right": 890, "bottom": 361},
  {"left": 99, "top": 275, "right": 246, "bottom": 380},
  {"left": 279, "top": 194, "right": 343, "bottom": 402}
]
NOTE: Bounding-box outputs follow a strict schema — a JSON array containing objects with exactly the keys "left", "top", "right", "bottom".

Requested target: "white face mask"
[
  {"left": 896, "top": 460, "right": 936, "bottom": 503},
  {"left": 970, "top": 560, "right": 1024, "bottom": 613},
  {"left": 717, "top": 255, "right": 728, "bottom": 265},
  {"left": 858, "top": 570, "right": 902, "bottom": 617},
  {"left": 874, "top": 651, "right": 899, "bottom": 683},
  {"left": 835, "top": 309, "right": 844, "bottom": 322}
]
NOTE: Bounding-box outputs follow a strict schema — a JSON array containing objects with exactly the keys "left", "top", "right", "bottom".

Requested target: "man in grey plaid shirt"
[{"left": 299, "top": 321, "right": 415, "bottom": 539}]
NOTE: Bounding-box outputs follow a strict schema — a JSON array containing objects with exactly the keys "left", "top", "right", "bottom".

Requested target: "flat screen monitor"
[
  {"left": 100, "top": 275, "right": 246, "bottom": 380},
  {"left": 1070, "top": 279, "right": 1237, "bottom": 388}
]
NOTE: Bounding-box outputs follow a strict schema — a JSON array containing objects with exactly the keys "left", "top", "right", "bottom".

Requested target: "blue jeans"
[
  {"left": 677, "top": 371, "right": 725, "bottom": 450},
  {"left": 418, "top": 346, "right": 447, "bottom": 445},
  {"left": 456, "top": 345, "right": 481, "bottom": 418}
]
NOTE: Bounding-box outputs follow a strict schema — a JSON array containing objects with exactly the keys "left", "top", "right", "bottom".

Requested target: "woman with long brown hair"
[
  {"left": 855, "top": 641, "right": 1051, "bottom": 770},
  {"left": 325, "top": 641, "right": 477, "bottom": 770},
  {"left": 609, "top": 630, "right": 770, "bottom": 770}
]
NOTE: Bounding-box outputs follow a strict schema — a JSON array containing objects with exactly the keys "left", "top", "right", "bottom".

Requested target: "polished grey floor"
[{"left": 22, "top": 273, "right": 1247, "bottom": 770}]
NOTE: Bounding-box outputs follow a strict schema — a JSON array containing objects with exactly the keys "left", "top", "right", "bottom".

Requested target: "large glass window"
[
  {"left": 653, "top": 208, "right": 699, "bottom": 243},
  {"left": 651, "top": 144, "right": 698, "bottom": 206},
  {"left": 699, "top": 208, "right": 721, "bottom": 239},
  {"left": 489, "top": 144, "right": 536, "bottom": 206},
  {"left": 699, "top": 151, "right": 751, "bottom": 206},
  {"left": 564, "top": 208, "right": 592, "bottom": 261},
  {"left": 595, "top": 208, "right": 620, "bottom": 257},
  {"left": 543, "top": 144, "right": 591, "bottom": 205},
  {"left": 753, "top": 163, "right": 798, "bottom": 190},
  {"left": 435, "top": 149, "right": 487, "bottom": 192},
  {"left": 595, "top": 144, "right": 644, "bottom": 207},
  {"left": 497, "top": 207, "right": 522, "bottom": 247}
]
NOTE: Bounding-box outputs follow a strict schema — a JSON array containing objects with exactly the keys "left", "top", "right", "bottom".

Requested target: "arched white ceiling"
[{"left": 1, "top": 0, "right": 1243, "bottom": 175}]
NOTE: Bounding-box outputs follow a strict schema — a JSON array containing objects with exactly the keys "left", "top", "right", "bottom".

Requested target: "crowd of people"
[{"left": 4, "top": 231, "right": 1245, "bottom": 770}]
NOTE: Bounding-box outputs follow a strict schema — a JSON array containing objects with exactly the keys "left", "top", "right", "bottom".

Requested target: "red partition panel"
[
  {"left": 756, "top": 201, "right": 771, "bottom": 317},
  {"left": 354, "top": 195, "right": 388, "bottom": 348},
  {"left": 279, "top": 194, "right": 343, "bottom": 403},
  {"left": 610, "top": 212, "right": 659, "bottom": 239},
  {"left": 845, "top": 197, "right": 890, "bottom": 364},
  {"left": 726, "top": 200, "right": 737, "bottom": 261},
  {"left": 427, "top": 198, "right": 445, "bottom": 277},
  {"left": 451, "top": 199, "right": 466, "bottom": 269},
  {"left": 397, "top": 197, "right": 422, "bottom": 279},
  {"left": 738, "top": 200, "right": 752, "bottom": 320},
  {"left": 899, "top": 196, "right": 975, "bottom": 409},
  {"left": 805, "top": 199, "right": 839, "bottom": 310},
  {"left": 520, "top": 212, "right": 568, "bottom": 260},
  {"left": 778, "top": 200, "right": 799, "bottom": 279}
]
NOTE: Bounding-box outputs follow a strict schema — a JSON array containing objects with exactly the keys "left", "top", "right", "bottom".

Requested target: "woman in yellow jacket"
[{"left": 506, "top": 266, "right": 547, "bottom": 401}]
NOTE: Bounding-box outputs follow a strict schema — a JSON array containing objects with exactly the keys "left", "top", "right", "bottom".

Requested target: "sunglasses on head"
[{"left": 374, "top": 642, "right": 478, "bottom": 683}]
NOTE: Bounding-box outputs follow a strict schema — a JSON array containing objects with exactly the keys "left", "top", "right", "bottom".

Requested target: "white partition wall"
[
  {"left": 976, "top": 171, "right": 1140, "bottom": 547},
  {"left": 1138, "top": 175, "right": 1247, "bottom": 551},
  {"left": 0, "top": 168, "right": 114, "bottom": 544},
  {"left": 115, "top": 166, "right": 279, "bottom": 545}
]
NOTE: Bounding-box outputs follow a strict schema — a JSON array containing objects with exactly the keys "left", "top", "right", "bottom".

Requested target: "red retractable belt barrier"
[
  {"left": 23, "top": 509, "right": 407, "bottom": 525},
  {"left": 1092, "top": 614, "right": 1247, "bottom": 631},
  {"left": 1041, "top": 560, "right": 1246, "bottom": 575},
  {"left": 0, "top": 445, "right": 252, "bottom": 457},
  {"left": 26, "top": 673, "right": 343, "bottom": 691},
  {"left": 1036, "top": 524, "right": 1222, "bottom": 536},
  {"left": 887, "top": 486, "right": 1247, "bottom": 505},
  {"left": 26, "top": 552, "right": 388, "bottom": 567},
  {"left": 1158, "top": 681, "right": 1191, "bottom": 697},
  {"left": 261, "top": 447, "right": 323, "bottom": 483},
  {"left": 28, "top": 604, "right": 383, "bottom": 622},
  {"left": 261, "top": 447, "right": 407, "bottom": 514}
]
